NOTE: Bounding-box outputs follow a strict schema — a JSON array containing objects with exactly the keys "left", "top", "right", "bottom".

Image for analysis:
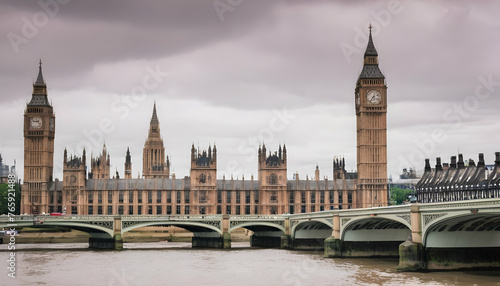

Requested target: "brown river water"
[{"left": 1, "top": 242, "right": 500, "bottom": 285}]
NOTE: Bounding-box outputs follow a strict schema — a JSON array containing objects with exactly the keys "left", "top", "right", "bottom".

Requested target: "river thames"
[{"left": 2, "top": 242, "right": 499, "bottom": 285}]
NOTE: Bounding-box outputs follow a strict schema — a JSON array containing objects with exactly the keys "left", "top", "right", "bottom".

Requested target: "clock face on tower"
[
  {"left": 30, "top": 117, "right": 42, "bottom": 129},
  {"left": 366, "top": 90, "right": 381, "bottom": 105}
]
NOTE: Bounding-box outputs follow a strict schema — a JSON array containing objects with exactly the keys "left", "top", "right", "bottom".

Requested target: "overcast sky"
[{"left": 1, "top": 0, "right": 499, "bottom": 182}]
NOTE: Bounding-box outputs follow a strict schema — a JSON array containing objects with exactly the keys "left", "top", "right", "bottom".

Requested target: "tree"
[
  {"left": 0, "top": 182, "right": 21, "bottom": 215},
  {"left": 390, "top": 187, "right": 414, "bottom": 205}
]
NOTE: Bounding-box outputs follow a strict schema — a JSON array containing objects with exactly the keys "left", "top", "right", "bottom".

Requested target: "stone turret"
[
  {"left": 124, "top": 147, "right": 132, "bottom": 179},
  {"left": 89, "top": 144, "right": 110, "bottom": 179}
]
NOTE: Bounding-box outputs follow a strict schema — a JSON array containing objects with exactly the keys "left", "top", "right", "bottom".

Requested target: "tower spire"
[
  {"left": 143, "top": 101, "right": 169, "bottom": 179},
  {"left": 35, "top": 59, "right": 45, "bottom": 86},
  {"left": 358, "top": 24, "right": 384, "bottom": 80},
  {"left": 364, "top": 24, "right": 378, "bottom": 57},
  {"left": 151, "top": 101, "right": 159, "bottom": 125},
  {"left": 30, "top": 60, "right": 50, "bottom": 106},
  {"left": 147, "top": 102, "right": 161, "bottom": 138},
  {"left": 126, "top": 147, "right": 131, "bottom": 163}
]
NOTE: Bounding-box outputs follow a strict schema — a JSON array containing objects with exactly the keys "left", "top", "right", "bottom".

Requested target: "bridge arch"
[
  {"left": 423, "top": 212, "right": 500, "bottom": 248},
  {"left": 122, "top": 221, "right": 222, "bottom": 236},
  {"left": 229, "top": 222, "right": 285, "bottom": 233},
  {"left": 8, "top": 221, "right": 114, "bottom": 238},
  {"left": 228, "top": 221, "right": 285, "bottom": 248},
  {"left": 291, "top": 218, "right": 332, "bottom": 239},
  {"left": 287, "top": 219, "right": 332, "bottom": 250},
  {"left": 341, "top": 215, "right": 411, "bottom": 241}
]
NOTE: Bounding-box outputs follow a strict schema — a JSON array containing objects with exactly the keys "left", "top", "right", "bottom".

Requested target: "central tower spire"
[
  {"left": 148, "top": 101, "right": 160, "bottom": 138},
  {"left": 151, "top": 101, "right": 159, "bottom": 126},
  {"left": 142, "top": 102, "right": 170, "bottom": 179}
]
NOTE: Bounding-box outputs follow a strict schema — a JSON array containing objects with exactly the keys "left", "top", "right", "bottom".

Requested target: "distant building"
[
  {"left": 0, "top": 154, "right": 16, "bottom": 184},
  {"left": 388, "top": 168, "right": 420, "bottom": 190},
  {"left": 400, "top": 167, "right": 417, "bottom": 179},
  {"left": 416, "top": 153, "right": 500, "bottom": 203}
]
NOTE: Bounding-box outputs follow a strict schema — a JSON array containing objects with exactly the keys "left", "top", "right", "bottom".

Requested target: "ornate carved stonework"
[
  {"left": 203, "top": 220, "right": 221, "bottom": 229},
  {"left": 341, "top": 218, "right": 351, "bottom": 226},
  {"left": 81, "top": 220, "right": 113, "bottom": 230},
  {"left": 397, "top": 215, "right": 411, "bottom": 225},
  {"left": 122, "top": 221, "right": 144, "bottom": 229},
  {"left": 423, "top": 213, "right": 447, "bottom": 226}
]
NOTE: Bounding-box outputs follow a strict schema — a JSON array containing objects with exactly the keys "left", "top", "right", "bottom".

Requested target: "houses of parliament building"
[{"left": 21, "top": 28, "right": 389, "bottom": 215}]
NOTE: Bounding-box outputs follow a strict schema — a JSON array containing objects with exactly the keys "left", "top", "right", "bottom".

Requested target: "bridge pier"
[
  {"left": 281, "top": 235, "right": 292, "bottom": 249},
  {"left": 324, "top": 213, "right": 342, "bottom": 257},
  {"left": 88, "top": 234, "right": 123, "bottom": 250},
  {"left": 324, "top": 237, "right": 342, "bottom": 257},
  {"left": 280, "top": 218, "right": 292, "bottom": 249},
  {"left": 89, "top": 216, "right": 123, "bottom": 250},
  {"left": 342, "top": 241, "right": 401, "bottom": 257},
  {"left": 293, "top": 238, "right": 325, "bottom": 250},
  {"left": 192, "top": 214, "right": 231, "bottom": 249},
  {"left": 426, "top": 247, "right": 500, "bottom": 270},
  {"left": 222, "top": 214, "right": 231, "bottom": 249},
  {"left": 251, "top": 233, "right": 282, "bottom": 248},
  {"left": 325, "top": 239, "right": 400, "bottom": 257},
  {"left": 397, "top": 240, "right": 426, "bottom": 271},
  {"left": 192, "top": 234, "right": 230, "bottom": 249},
  {"left": 397, "top": 205, "right": 425, "bottom": 271}
]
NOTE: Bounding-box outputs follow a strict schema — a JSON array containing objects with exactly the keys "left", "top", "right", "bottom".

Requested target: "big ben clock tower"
[
  {"left": 22, "top": 60, "right": 56, "bottom": 214},
  {"left": 355, "top": 25, "right": 388, "bottom": 208}
]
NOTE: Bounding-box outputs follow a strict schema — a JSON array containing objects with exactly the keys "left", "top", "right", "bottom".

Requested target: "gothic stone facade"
[
  {"left": 22, "top": 30, "right": 388, "bottom": 215},
  {"left": 44, "top": 144, "right": 358, "bottom": 215}
]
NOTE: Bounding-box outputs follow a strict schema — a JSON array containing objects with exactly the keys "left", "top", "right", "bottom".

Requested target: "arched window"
[
  {"left": 199, "top": 173, "right": 206, "bottom": 183},
  {"left": 269, "top": 173, "right": 278, "bottom": 185}
]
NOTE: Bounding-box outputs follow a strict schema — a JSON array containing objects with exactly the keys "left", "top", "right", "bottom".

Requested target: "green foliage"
[
  {"left": 390, "top": 187, "right": 414, "bottom": 205},
  {"left": 0, "top": 182, "right": 21, "bottom": 215}
]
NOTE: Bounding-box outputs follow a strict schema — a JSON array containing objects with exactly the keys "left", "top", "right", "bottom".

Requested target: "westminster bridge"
[{"left": 1, "top": 198, "right": 499, "bottom": 271}]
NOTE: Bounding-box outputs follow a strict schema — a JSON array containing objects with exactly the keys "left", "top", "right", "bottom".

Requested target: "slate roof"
[
  {"left": 364, "top": 28, "right": 378, "bottom": 57},
  {"left": 358, "top": 26, "right": 385, "bottom": 80},
  {"left": 416, "top": 153, "right": 500, "bottom": 199},
  {"left": 358, "top": 65, "right": 385, "bottom": 79},
  {"left": 28, "top": 61, "right": 51, "bottom": 107}
]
